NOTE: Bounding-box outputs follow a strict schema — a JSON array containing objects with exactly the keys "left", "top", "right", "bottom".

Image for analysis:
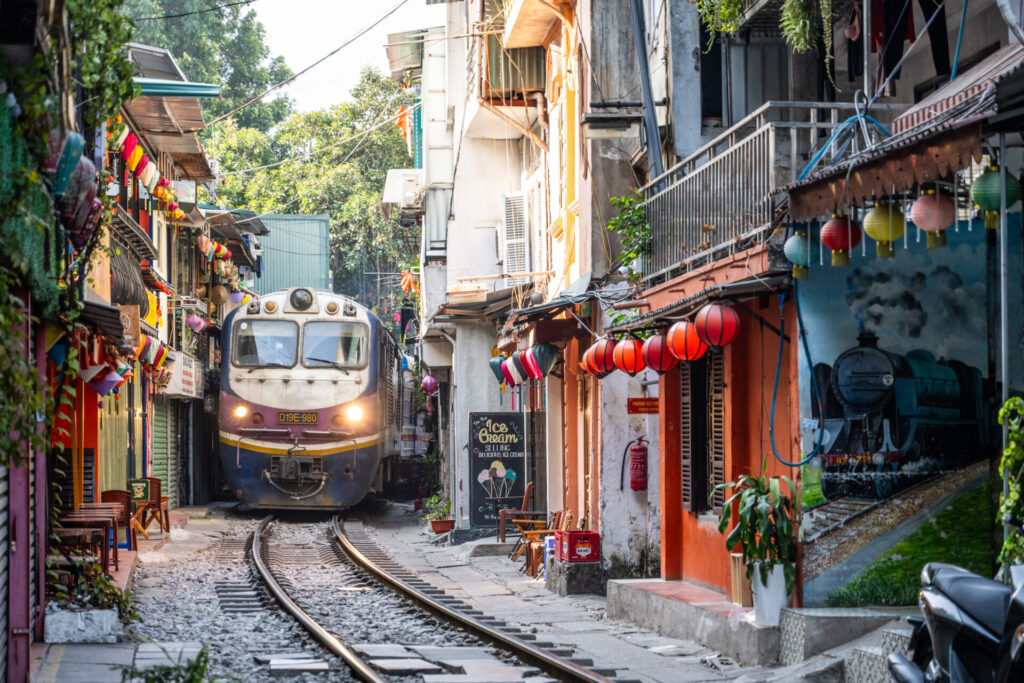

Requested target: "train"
[
  {"left": 218, "top": 287, "right": 406, "bottom": 509},
  {"left": 814, "top": 332, "right": 993, "bottom": 500}
]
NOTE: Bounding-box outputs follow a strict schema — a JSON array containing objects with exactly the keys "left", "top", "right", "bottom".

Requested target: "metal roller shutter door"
[
  {"left": 0, "top": 466, "right": 8, "bottom": 675},
  {"left": 152, "top": 397, "right": 168, "bottom": 485},
  {"left": 166, "top": 401, "right": 178, "bottom": 509}
]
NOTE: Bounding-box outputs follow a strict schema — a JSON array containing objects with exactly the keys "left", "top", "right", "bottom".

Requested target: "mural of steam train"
[
  {"left": 813, "top": 332, "right": 994, "bottom": 500},
  {"left": 219, "top": 288, "right": 406, "bottom": 509}
]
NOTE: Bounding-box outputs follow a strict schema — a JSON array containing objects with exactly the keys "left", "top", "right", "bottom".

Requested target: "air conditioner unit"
[{"left": 381, "top": 169, "right": 425, "bottom": 218}]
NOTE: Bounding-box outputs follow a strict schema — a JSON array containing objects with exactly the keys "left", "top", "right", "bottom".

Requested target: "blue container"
[{"left": 544, "top": 536, "right": 556, "bottom": 572}]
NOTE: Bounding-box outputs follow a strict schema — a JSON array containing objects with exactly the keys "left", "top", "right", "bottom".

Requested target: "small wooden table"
[{"left": 58, "top": 510, "right": 119, "bottom": 572}]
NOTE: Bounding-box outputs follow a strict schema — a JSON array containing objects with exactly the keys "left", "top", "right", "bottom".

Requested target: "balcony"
[
  {"left": 463, "top": 28, "right": 543, "bottom": 140},
  {"left": 639, "top": 101, "right": 903, "bottom": 284},
  {"left": 502, "top": 0, "right": 558, "bottom": 48}
]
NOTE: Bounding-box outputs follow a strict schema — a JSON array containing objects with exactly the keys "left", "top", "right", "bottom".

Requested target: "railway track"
[{"left": 250, "top": 516, "right": 625, "bottom": 682}]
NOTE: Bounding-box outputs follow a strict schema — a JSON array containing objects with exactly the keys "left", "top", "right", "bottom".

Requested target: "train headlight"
[
  {"left": 290, "top": 288, "right": 314, "bottom": 311},
  {"left": 345, "top": 405, "right": 364, "bottom": 423},
  {"left": 234, "top": 405, "right": 248, "bottom": 418},
  {"left": 326, "top": 301, "right": 339, "bottom": 314},
  {"left": 264, "top": 301, "right": 277, "bottom": 313}
]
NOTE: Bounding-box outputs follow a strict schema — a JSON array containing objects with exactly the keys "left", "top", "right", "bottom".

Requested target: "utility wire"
[
  {"left": 204, "top": 0, "right": 410, "bottom": 129},
  {"left": 136, "top": 0, "right": 258, "bottom": 21}
]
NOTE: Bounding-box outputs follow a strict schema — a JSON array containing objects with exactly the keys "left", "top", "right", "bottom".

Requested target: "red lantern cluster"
[
  {"left": 694, "top": 303, "right": 740, "bottom": 348},
  {"left": 666, "top": 321, "right": 707, "bottom": 361},
  {"left": 590, "top": 339, "right": 617, "bottom": 375},
  {"left": 820, "top": 214, "right": 862, "bottom": 267},
  {"left": 641, "top": 335, "right": 677, "bottom": 374}
]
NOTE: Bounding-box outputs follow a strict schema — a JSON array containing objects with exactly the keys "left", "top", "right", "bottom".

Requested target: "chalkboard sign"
[
  {"left": 129, "top": 478, "right": 150, "bottom": 503},
  {"left": 469, "top": 412, "right": 526, "bottom": 528}
]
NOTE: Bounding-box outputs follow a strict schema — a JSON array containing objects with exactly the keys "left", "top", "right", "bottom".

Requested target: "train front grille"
[{"left": 269, "top": 455, "right": 323, "bottom": 482}]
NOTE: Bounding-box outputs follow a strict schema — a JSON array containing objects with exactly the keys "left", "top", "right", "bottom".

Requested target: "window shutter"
[
  {"left": 502, "top": 191, "right": 530, "bottom": 286},
  {"left": 708, "top": 349, "right": 726, "bottom": 513},
  {"left": 680, "top": 362, "right": 695, "bottom": 511}
]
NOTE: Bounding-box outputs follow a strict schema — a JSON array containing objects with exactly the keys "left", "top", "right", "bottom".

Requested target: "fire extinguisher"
[{"left": 620, "top": 436, "right": 648, "bottom": 491}]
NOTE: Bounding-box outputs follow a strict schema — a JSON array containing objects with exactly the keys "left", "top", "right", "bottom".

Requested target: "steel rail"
[
  {"left": 251, "top": 516, "right": 385, "bottom": 683},
  {"left": 331, "top": 517, "right": 613, "bottom": 683}
]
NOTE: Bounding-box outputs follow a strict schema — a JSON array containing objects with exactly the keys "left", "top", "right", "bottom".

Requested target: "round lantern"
[
  {"left": 641, "top": 335, "right": 678, "bottom": 375},
  {"left": 971, "top": 165, "right": 1022, "bottom": 229},
  {"left": 667, "top": 320, "right": 708, "bottom": 361},
  {"left": 694, "top": 303, "right": 740, "bottom": 348},
  {"left": 613, "top": 339, "right": 646, "bottom": 376},
  {"left": 500, "top": 358, "right": 518, "bottom": 387},
  {"left": 532, "top": 343, "right": 559, "bottom": 377},
  {"left": 589, "top": 339, "right": 617, "bottom": 376},
  {"left": 580, "top": 345, "right": 599, "bottom": 377},
  {"left": 421, "top": 375, "right": 439, "bottom": 395},
  {"left": 229, "top": 291, "right": 245, "bottom": 304},
  {"left": 783, "top": 230, "right": 816, "bottom": 279},
  {"left": 863, "top": 203, "right": 905, "bottom": 258},
  {"left": 511, "top": 351, "right": 529, "bottom": 382},
  {"left": 820, "top": 214, "right": 862, "bottom": 267},
  {"left": 489, "top": 356, "right": 506, "bottom": 385},
  {"left": 504, "top": 357, "right": 525, "bottom": 385},
  {"left": 210, "top": 284, "right": 230, "bottom": 305},
  {"left": 910, "top": 189, "right": 955, "bottom": 249},
  {"left": 522, "top": 348, "right": 542, "bottom": 379}
]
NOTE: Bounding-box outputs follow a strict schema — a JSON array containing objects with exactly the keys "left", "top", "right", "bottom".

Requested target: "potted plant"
[
  {"left": 717, "top": 463, "right": 798, "bottom": 626},
  {"left": 423, "top": 492, "right": 454, "bottom": 534}
]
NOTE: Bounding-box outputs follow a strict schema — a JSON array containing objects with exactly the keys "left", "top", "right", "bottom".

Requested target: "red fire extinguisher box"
[{"left": 555, "top": 530, "right": 600, "bottom": 562}]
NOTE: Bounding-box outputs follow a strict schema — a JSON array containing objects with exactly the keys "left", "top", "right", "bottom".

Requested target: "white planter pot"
[
  {"left": 44, "top": 605, "right": 122, "bottom": 643},
  {"left": 750, "top": 563, "right": 789, "bottom": 626}
]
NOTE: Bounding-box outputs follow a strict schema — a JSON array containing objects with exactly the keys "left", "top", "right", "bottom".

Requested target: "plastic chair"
[{"left": 139, "top": 477, "right": 170, "bottom": 533}]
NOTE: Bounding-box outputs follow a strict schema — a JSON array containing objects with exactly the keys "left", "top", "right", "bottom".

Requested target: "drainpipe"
[
  {"left": 1000, "top": 133, "right": 1011, "bottom": 567},
  {"left": 440, "top": 330, "right": 461, "bottom": 527},
  {"left": 628, "top": 0, "right": 665, "bottom": 185}
]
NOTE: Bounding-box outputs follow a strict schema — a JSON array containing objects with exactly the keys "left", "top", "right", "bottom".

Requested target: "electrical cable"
[
  {"left": 768, "top": 282, "right": 825, "bottom": 468},
  {"left": 797, "top": 114, "right": 892, "bottom": 181},
  {"left": 136, "top": 0, "right": 258, "bottom": 21},
  {"left": 951, "top": 0, "right": 968, "bottom": 80},
  {"left": 203, "top": 0, "right": 410, "bottom": 129}
]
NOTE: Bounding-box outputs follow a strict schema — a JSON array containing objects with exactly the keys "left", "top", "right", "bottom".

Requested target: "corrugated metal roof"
[{"left": 254, "top": 214, "right": 331, "bottom": 295}]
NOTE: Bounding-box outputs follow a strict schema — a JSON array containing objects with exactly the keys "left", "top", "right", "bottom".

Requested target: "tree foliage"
[
  {"left": 207, "top": 67, "right": 417, "bottom": 317},
  {"left": 124, "top": 0, "right": 292, "bottom": 132}
]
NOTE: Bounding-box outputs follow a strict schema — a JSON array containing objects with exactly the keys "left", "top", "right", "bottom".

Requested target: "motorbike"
[{"left": 887, "top": 558, "right": 1024, "bottom": 682}]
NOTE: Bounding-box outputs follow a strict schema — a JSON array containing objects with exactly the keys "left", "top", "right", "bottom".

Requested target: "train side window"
[
  {"left": 302, "top": 321, "right": 369, "bottom": 369},
  {"left": 233, "top": 320, "right": 298, "bottom": 367}
]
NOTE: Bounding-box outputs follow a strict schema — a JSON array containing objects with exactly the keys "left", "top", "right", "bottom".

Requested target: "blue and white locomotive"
[{"left": 219, "top": 288, "right": 404, "bottom": 509}]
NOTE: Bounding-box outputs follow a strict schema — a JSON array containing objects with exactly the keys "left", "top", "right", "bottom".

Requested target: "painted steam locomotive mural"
[
  {"left": 219, "top": 287, "right": 406, "bottom": 509},
  {"left": 812, "top": 331, "right": 990, "bottom": 501}
]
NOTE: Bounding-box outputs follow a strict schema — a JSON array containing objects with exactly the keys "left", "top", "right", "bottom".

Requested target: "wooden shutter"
[
  {"left": 501, "top": 191, "right": 530, "bottom": 286},
  {"left": 680, "top": 363, "right": 695, "bottom": 511},
  {"left": 708, "top": 350, "right": 726, "bottom": 512}
]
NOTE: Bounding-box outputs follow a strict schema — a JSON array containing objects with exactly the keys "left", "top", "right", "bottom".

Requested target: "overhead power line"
[
  {"left": 136, "top": 0, "right": 259, "bottom": 21},
  {"left": 204, "top": 0, "right": 410, "bottom": 128}
]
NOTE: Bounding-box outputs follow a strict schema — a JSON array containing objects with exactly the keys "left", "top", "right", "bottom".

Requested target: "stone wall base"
[{"left": 546, "top": 560, "right": 605, "bottom": 596}]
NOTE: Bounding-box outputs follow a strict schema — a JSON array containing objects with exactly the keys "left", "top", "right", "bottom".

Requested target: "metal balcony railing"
[{"left": 638, "top": 101, "right": 904, "bottom": 284}]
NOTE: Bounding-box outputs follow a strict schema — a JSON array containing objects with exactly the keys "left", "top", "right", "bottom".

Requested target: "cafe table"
[{"left": 58, "top": 508, "right": 119, "bottom": 572}]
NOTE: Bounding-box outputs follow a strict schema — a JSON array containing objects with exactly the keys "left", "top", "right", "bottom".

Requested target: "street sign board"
[
  {"left": 468, "top": 412, "right": 526, "bottom": 528},
  {"left": 627, "top": 398, "right": 659, "bottom": 414}
]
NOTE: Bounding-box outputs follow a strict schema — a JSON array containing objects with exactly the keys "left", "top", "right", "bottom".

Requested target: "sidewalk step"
[
  {"left": 847, "top": 645, "right": 889, "bottom": 683},
  {"left": 881, "top": 625, "right": 913, "bottom": 657}
]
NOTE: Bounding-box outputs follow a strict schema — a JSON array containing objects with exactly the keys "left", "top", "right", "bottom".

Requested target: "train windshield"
[
  {"left": 233, "top": 320, "right": 298, "bottom": 367},
  {"left": 302, "top": 322, "right": 368, "bottom": 369}
]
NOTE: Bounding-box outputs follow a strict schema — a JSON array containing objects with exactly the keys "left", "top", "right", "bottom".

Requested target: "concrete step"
[
  {"left": 880, "top": 625, "right": 913, "bottom": 657},
  {"left": 846, "top": 645, "right": 889, "bottom": 683}
]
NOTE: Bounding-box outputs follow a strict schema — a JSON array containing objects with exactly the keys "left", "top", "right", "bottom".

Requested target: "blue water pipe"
[
  {"left": 769, "top": 281, "right": 825, "bottom": 467},
  {"left": 951, "top": 0, "right": 968, "bottom": 81},
  {"left": 797, "top": 115, "right": 893, "bottom": 181}
]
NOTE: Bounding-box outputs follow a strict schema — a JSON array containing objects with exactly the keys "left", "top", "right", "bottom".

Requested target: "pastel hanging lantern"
[
  {"left": 133, "top": 154, "right": 150, "bottom": 178},
  {"left": 910, "top": 189, "right": 955, "bottom": 248},
  {"left": 522, "top": 348, "right": 542, "bottom": 379},
  {"left": 613, "top": 338, "right": 646, "bottom": 376},
  {"left": 971, "top": 165, "right": 1022, "bottom": 229},
  {"left": 510, "top": 351, "right": 529, "bottom": 382},
  {"left": 641, "top": 335, "right": 677, "bottom": 375},
  {"left": 666, "top": 320, "right": 708, "bottom": 361},
  {"left": 229, "top": 291, "right": 245, "bottom": 304},
  {"left": 589, "top": 339, "right": 617, "bottom": 376},
  {"left": 532, "top": 343, "right": 559, "bottom": 377},
  {"left": 502, "top": 358, "right": 522, "bottom": 386},
  {"left": 863, "top": 203, "right": 906, "bottom": 258},
  {"left": 783, "top": 230, "right": 817, "bottom": 279},
  {"left": 421, "top": 375, "right": 439, "bottom": 395},
  {"left": 117, "top": 132, "right": 137, "bottom": 162},
  {"left": 820, "top": 214, "right": 862, "bottom": 266},
  {"left": 489, "top": 356, "right": 506, "bottom": 385},
  {"left": 694, "top": 303, "right": 740, "bottom": 348}
]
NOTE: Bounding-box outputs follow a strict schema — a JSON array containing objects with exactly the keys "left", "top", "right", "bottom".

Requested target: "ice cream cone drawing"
[{"left": 478, "top": 460, "right": 518, "bottom": 498}]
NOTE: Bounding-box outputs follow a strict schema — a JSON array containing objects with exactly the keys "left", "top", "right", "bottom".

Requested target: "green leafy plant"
[
  {"left": 717, "top": 460, "right": 798, "bottom": 594},
  {"left": 423, "top": 491, "right": 452, "bottom": 522},
  {"left": 607, "top": 192, "right": 651, "bottom": 281},
  {"left": 780, "top": 0, "right": 818, "bottom": 53},
  {"left": 696, "top": 0, "right": 747, "bottom": 37},
  {"left": 51, "top": 559, "right": 140, "bottom": 624},
  {"left": 999, "top": 397, "right": 1024, "bottom": 564},
  {"left": 120, "top": 645, "right": 209, "bottom": 683}
]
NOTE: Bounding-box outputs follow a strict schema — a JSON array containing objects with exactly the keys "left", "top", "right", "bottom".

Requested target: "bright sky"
[{"left": 254, "top": 0, "right": 445, "bottom": 112}]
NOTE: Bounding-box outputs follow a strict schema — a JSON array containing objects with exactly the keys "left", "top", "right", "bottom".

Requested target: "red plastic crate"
[{"left": 555, "top": 530, "right": 600, "bottom": 562}]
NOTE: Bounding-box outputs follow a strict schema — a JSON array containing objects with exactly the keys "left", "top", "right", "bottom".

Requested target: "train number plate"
[{"left": 277, "top": 411, "right": 318, "bottom": 425}]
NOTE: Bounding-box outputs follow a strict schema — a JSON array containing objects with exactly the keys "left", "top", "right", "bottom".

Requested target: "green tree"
[
  {"left": 124, "top": 0, "right": 292, "bottom": 132},
  {"left": 207, "top": 67, "right": 418, "bottom": 322}
]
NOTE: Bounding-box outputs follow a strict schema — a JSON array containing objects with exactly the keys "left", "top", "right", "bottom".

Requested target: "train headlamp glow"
[
  {"left": 345, "top": 405, "right": 364, "bottom": 422},
  {"left": 234, "top": 405, "right": 248, "bottom": 418},
  {"left": 290, "top": 288, "right": 314, "bottom": 311}
]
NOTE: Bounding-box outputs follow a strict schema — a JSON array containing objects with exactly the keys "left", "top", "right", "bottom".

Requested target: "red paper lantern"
[
  {"left": 613, "top": 339, "right": 646, "bottom": 376},
  {"left": 589, "top": 339, "right": 617, "bottom": 375},
  {"left": 641, "top": 335, "right": 678, "bottom": 374},
  {"left": 820, "top": 213, "right": 862, "bottom": 267},
  {"left": 666, "top": 320, "right": 708, "bottom": 362},
  {"left": 694, "top": 303, "right": 740, "bottom": 347}
]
